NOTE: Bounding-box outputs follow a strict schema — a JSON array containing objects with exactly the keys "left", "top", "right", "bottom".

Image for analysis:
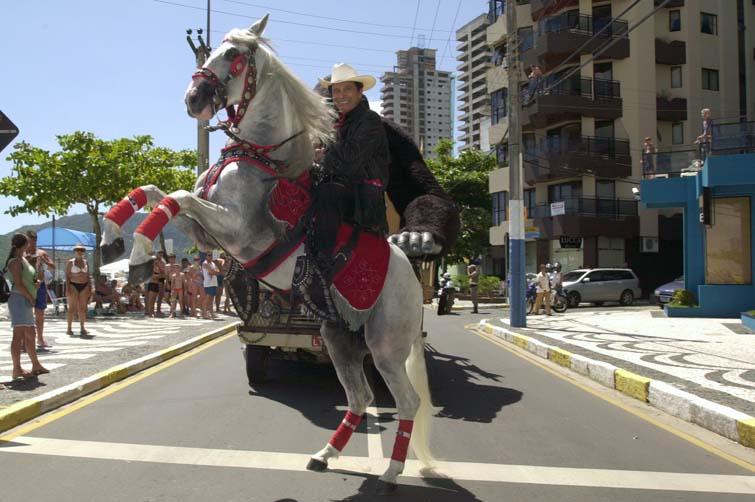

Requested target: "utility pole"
[
  {"left": 186, "top": 0, "right": 212, "bottom": 175},
  {"left": 506, "top": 1, "right": 526, "bottom": 327}
]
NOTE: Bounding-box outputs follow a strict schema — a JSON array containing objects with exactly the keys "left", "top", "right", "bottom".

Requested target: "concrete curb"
[
  {"left": 478, "top": 320, "right": 755, "bottom": 450},
  {"left": 0, "top": 322, "right": 240, "bottom": 434}
]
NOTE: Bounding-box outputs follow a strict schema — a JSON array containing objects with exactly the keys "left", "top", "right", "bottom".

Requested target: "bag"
[{"left": 0, "top": 269, "right": 11, "bottom": 303}]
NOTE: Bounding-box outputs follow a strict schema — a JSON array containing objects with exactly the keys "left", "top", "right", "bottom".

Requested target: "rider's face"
[{"left": 331, "top": 82, "right": 363, "bottom": 114}]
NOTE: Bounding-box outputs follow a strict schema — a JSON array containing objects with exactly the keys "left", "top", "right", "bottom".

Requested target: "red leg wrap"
[
  {"left": 135, "top": 197, "right": 180, "bottom": 242},
  {"left": 390, "top": 420, "right": 414, "bottom": 463},
  {"left": 328, "top": 411, "right": 363, "bottom": 452},
  {"left": 106, "top": 188, "right": 148, "bottom": 226}
]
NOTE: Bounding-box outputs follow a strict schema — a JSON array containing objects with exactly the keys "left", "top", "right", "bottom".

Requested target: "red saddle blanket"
[{"left": 331, "top": 224, "right": 391, "bottom": 312}]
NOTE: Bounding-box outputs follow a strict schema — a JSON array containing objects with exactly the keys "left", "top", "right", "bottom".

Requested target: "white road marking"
[
  {"left": 365, "top": 406, "right": 383, "bottom": 459},
  {"left": 3, "top": 436, "right": 755, "bottom": 494}
]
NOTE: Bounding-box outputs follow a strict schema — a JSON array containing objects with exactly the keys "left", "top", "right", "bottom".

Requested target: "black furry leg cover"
[{"left": 400, "top": 194, "right": 460, "bottom": 255}]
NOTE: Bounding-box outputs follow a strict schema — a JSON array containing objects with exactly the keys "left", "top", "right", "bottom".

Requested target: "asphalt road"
[{"left": 0, "top": 308, "right": 754, "bottom": 501}]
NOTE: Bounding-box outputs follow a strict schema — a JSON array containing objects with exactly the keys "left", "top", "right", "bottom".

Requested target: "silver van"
[{"left": 561, "top": 268, "right": 642, "bottom": 307}]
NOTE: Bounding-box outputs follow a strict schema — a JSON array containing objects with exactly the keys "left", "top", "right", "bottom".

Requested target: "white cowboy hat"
[{"left": 319, "top": 63, "right": 376, "bottom": 91}]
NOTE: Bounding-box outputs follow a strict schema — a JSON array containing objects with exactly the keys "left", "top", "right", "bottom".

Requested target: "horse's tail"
[{"left": 406, "top": 332, "right": 435, "bottom": 468}]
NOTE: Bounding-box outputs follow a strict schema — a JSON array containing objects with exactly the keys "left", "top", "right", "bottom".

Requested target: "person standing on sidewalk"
[
  {"left": 532, "top": 263, "right": 551, "bottom": 316},
  {"left": 201, "top": 254, "right": 219, "bottom": 320},
  {"left": 467, "top": 263, "right": 480, "bottom": 314},
  {"left": 5, "top": 233, "right": 50, "bottom": 379},
  {"left": 65, "top": 244, "right": 92, "bottom": 336},
  {"left": 25, "top": 230, "right": 55, "bottom": 349}
]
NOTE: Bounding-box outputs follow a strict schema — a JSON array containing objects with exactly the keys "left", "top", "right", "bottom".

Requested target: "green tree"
[
  {"left": 426, "top": 139, "right": 497, "bottom": 264},
  {"left": 1, "top": 131, "right": 197, "bottom": 275}
]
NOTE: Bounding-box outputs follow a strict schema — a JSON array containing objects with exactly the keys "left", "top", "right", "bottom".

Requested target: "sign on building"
[{"left": 550, "top": 201, "right": 566, "bottom": 216}]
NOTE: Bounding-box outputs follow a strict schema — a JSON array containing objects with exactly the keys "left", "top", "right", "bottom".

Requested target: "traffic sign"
[{"left": 0, "top": 111, "right": 19, "bottom": 154}]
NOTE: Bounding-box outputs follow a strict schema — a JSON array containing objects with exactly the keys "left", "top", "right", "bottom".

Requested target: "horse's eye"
[{"left": 224, "top": 48, "right": 240, "bottom": 60}]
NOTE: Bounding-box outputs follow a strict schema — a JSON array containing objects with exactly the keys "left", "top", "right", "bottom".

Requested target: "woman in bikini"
[{"left": 66, "top": 244, "right": 92, "bottom": 336}]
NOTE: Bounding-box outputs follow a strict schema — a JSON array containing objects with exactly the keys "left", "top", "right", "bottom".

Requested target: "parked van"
[{"left": 561, "top": 268, "right": 641, "bottom": 307}]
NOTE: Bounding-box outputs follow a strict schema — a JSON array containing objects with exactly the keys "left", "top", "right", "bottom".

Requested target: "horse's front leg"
[
  {"left": 101, "top": 185, "right": 168, "bottom": 264},
  {"left": 128, "top": 190, "right": 230, "bottom": 284}
]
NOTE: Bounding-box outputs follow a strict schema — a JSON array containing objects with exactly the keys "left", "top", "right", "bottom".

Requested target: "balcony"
[
  {"left": 656, "top": 97, "right": 687, "bottom": 122},
  {"left": 531, "top": 0, "right": 578, "bottom": 21},
  {"left": 655, "top": 39, "right": 686, "bottom": 65},
  {"left": 523, "top": 12, "right": 629, "bottom": 71},
  {"left": 655, "top": 0, "right": 684, "bottom": 7},
  {"left": 528, "top": 197, "right": 639, "bottom": 239},
  {"left": 524, "top": 135, "right": 631, "bottom": 183},
  {"left": 522, "top": 77, "right": 622, "bottom": 129}
]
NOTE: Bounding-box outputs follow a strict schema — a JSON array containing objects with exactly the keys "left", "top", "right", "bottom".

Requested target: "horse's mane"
[{"left": 225, "top": 28, "right": 335, "bottom": 147}]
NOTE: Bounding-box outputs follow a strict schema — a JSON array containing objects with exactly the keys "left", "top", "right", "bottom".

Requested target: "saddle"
[{"left": 212, "top": 146, "right": 391, "bottom": 332}]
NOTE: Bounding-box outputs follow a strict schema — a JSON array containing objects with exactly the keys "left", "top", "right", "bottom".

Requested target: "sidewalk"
[
  {"left": 1, "top": 311, "right": 240, "bottom": 411},
  {"left": 479, "top": 306, "right": 755, "bottom": 448}
]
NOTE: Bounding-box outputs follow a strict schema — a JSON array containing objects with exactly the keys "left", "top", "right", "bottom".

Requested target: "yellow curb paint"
[
  {"left": 615, "top": 369, "right": 651, "bottom": 402},
  {"left": 549, "top": 347, "right": 572, "bottom": 368},
  {"left": 484, "top": 324, "right": 494, "bottom": 335},
  {"left": 468, "top": 326, "right": 755, "bottom": 473},
  {"left": 0, "top": 400, "right": 42, "bottom": 434},
  {"left": 513, "top": 334, "right": 531, "bottom": 350},
  {"left": 737, "top": 419, "right": 755, "bottom": 449}
]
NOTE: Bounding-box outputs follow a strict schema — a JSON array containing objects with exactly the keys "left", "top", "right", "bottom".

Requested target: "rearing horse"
[{"left": 100, "top": 15, "right": 433, "bottom": 493}]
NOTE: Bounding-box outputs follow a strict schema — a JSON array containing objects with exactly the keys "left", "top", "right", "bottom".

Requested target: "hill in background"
[{"left": 0, "top": 213, "right": 197, "bottom": 264}]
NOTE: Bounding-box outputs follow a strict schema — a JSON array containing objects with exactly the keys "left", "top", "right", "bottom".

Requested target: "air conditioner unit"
[{"left": 641, "top": 237, "right": 659, "bottom": 253}]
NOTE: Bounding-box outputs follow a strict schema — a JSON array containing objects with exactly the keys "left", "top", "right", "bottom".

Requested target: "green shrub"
[
  {"left": 669, "top": 289, "right": 697, "bottom": 307},
  {"left": 479, "top": 275, "right": 501, "bottom": 295},
  {"left": 452, "top": 275, "right": 470, "bottom": 293}
]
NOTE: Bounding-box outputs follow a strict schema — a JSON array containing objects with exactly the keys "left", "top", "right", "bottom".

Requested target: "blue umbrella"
[{"left": 36, "top": 227, "right": 96, "bottom": 251}]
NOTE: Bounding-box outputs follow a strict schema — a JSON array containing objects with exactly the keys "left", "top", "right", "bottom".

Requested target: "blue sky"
[{"left": 0, "top": 0, "right": 487, "bottom": 235}]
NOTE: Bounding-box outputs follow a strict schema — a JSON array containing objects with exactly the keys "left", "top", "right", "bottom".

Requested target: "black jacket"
[{"left": 323, "top": 100, "right": 390, "bottom": 186}]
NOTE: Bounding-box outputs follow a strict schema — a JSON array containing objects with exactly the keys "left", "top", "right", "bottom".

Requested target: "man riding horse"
[{"left": 313, "top": 64, "right": 390, "bottom": 277}]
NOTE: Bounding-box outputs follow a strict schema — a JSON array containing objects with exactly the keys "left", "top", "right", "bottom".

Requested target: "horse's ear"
[{"left": 248, "top": 14, "right": 269, "bottom": 36}]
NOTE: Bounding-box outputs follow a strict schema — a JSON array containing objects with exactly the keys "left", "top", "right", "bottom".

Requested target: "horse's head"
[{"left": 185, "top": 15, "right": 270, "bottom": 121}]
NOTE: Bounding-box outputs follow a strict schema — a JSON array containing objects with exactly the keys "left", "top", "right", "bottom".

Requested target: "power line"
[
  {"left": 438, "top": 0, "right": 463, "bottom": 64},
  {"left": 219, "top": 0, "right": 453, "bottom": 33},
  {"left": 409, "top": 0, "right": 422, "bottom": 46},
  {"left": 210, "top": 30, "right": 397, "bottom": 53},
  {"left": 153, "top": 0, "right": 452, "bottom": 42},
  {"left": 427, "top": 0, "right": 442, "bottom": 49}
]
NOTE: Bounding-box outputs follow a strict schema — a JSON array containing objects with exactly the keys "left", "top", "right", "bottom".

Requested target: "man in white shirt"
[
  {"left": 201, "top": 254, "right": 219, "bottom": 320},
  {"left": 532, "top": 263, "right": 551, "bottom": 316}
]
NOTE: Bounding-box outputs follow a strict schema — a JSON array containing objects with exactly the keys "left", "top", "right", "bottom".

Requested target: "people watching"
[
  {"left": 24, "top": 230, "right": 55, "bottom": 350},
  {"left": 214, "top": 252, "right": 226, "bottom": 314},
  {"left": 155, "top": 250, "right": 168, "bottom": 317},
  {"left": 532, "top": 263, "right": 552, "bottom": 316},
  {"left": 94, "top": 275, "right": 121, "bottom": 312},
  {"left": 201, "top": 254, "right": 219, "bottom": 320},
  {"left": 641, "top": 137, "right": 656, "bottom": 176},
  {"left": 146, "top": 251, "right": 166, "bottom": 317},
  {"left": 6, "top": 233, "right": 50, "bottom": 379},
  {"left": 696, "top": 108, "right": 714, "bottom": 159},
  {"left": 166, "top": 254, "right": 185, "bottom": 318},
  {"left": 187, "top": 256, "right": 204, "bottom": 318},
  {"left": 65, "top": 244, "right": 92, "bottom": 336}
]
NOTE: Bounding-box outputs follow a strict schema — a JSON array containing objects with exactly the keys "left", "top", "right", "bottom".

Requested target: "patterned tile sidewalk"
[{"left": 488, "top": 306, "right": 755, "bottom": 416}]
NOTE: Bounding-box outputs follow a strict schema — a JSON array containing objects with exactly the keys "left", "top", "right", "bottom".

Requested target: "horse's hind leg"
[
  {"left": 307, "top": 322, "right": 373, "bottom": 472},
  {"left": 101, "top": 185, "right": 167, "bottom": 264}
]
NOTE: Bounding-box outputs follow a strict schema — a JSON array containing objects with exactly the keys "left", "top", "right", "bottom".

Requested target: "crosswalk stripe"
[{"left": 3, "top": 436, "right": 755, "bottom": 494}]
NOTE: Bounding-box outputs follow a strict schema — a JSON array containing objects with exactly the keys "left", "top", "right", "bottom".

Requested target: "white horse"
[{"left": 100, "top": 15, "right": 433, "bottom": 493}]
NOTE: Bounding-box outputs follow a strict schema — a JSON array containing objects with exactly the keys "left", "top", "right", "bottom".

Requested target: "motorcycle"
[
  {"left": 437, "top": 281, "right": 456, "bottom": 316},
  {"left": 526, "top": 282, "right": 568, "bottom": 314}
]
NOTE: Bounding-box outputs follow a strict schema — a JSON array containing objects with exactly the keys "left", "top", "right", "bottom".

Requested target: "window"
[
  {"left": 706, "top": 197, "right": 751, "bottom": 284},
  {"left": 491, "top": 89, "right": 508, "bottom": 125},
  {"left": 585, "top": 271, "right": 608, "bottom": 282},
  {"left": 701, "top": 12, "right": 717, "bottom": 34},
  {"left": 702, "top": 68, "right": 719, "bottom": 91},
  {"left": 671, "top": 66, "right": 683, "bottom": 88},
  {"left": 491, "top": 44, "right": 507, "bottom": 67},
  {"left": 669, "top": 10, "right": 681, "bottom": 31},
  {"left": 488, "top": 0, "right": 505, "bottom": 23},
  {"left": 492, "top": 191, "right": 508, "bottom": 225},
  {"left": 496, "top": 143, "right": 508, "bottom": 165},
  {"left": 672, "top": 122, "right": 684, "bottom": 144},
  {"left": 548, "top": 182, "right": 582, "bottom": 203},
  {"left": 524, "top": 189, "right": 536, "bottom": 217},
  {"left": 518, "top": 27, "right": 534, "bottom": 53}
]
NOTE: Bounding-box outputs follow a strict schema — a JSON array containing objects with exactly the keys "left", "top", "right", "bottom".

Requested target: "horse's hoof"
[
  {"left": 129, "top": 258, "right": 154, "bottom": 285},
  {"left": 306, "top": 458, "right": 328, "bottom": 472},
  {"left": 374, "top": 480, "right": 397, "bottom": 495},
  {"left": 101, "top": 238, "right": 125, "bottom": 264}
]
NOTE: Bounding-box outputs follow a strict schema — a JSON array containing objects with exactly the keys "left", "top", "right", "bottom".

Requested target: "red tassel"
[
  {"left": 328, "top": 411, "right": 363, "bottom": 452},
  {"left": 134, "top": 197, "right": 180, "bottom": 241},
  {"left": 106, "top": 188, "right": 147, "bottom": 226},
  {"left": 390, "top": 420, "right": 413, "bottom": 463}
]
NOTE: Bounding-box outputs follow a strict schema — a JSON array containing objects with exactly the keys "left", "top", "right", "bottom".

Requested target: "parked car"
[
  {"left": 652, "top": 276, "right": 684, "bottom": 307},
  {"left": 561, "top": 268, "right": 642, "bottom": 307}
]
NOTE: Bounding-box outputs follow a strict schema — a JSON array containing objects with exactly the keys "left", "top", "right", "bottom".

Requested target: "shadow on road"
[
  {"left": 328, "top": 470, "right": 485, "bottom": 502},
  {"left": 426, "top": 345, "right": 523, "bottom": 423}
]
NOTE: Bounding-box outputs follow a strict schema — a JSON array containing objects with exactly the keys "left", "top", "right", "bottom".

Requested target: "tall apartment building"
[
  {"left": 380, "top": 48, "right": 454, "bottom": 157},
  {"left": 456, "top": 14, "right": 492, "bottom": 151},
  {"left": 486, "top": 0, "right": 755, "bottom": 290}
]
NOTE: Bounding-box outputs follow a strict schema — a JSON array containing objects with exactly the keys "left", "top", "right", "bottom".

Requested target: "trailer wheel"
[{"left": 244, "top": 345, "right": 270, "bottom": 385}]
